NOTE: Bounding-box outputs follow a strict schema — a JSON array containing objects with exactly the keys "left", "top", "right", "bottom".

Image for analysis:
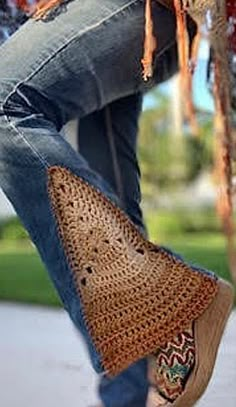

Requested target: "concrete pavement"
[{"left": 0, "top": 303, "right": 235, "bottom": 407}]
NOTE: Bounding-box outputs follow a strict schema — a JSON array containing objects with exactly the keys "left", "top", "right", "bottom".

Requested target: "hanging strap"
[{"left": 104, "top": 106, "right": 125, "bottom": 206}]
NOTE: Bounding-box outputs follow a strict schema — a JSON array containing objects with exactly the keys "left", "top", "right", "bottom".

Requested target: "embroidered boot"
[
  {"left": 47, "top": 166, "right": 234, "bottom": 407},
  {"left": 147, "top": 325, "right": 195, "bottom": 406}
]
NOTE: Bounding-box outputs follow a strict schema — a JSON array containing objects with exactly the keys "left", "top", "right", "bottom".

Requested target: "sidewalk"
[{"left": 0, "top": 303, "right": 235, "bottom": 407}]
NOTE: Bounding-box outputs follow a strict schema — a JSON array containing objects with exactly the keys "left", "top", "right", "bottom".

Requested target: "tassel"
[
  {"left": 173, "top": 0, "right": 198, "bottom": 136},
  {"left": 213, "top": 0, "right": 236, "bottom": 284},
  {"left": 30, "top": 0, "right": 64, "bottom": 20},
  {"left": 141, "top": 0, "right": 157, "bottom": 81},
  {"left": 14, "top": 0, "right": 64, "bottom": 19},
  {"left": 214, "top": 59, "right": 236, "bottom": 283},
  {"left": 182, "top": 0, "right": 236, "bottom": 282},
  {"left": 213, "top": 0, "right": 236, "bottom": 283}
]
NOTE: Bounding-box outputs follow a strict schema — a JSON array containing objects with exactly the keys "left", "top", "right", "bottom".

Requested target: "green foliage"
[
  {"left": 185, "top": 129, "right": 213, "bottom": 183},
  {"left": 0, "top": 217, "right": 29, "bottom": 242},
  {"left": 138, "top": 90, "right": 214, "bottom": 198},
  {"left": 0, "top": 250, "right": 60, "bottom": 306},
  {"left": 145, "top": 209, "right": 221, "bottom": 241}
]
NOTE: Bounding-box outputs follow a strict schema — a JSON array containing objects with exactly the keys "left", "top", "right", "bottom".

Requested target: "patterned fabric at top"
[{"left": 0, "top": 0, "right": 29, "bottom": 44}]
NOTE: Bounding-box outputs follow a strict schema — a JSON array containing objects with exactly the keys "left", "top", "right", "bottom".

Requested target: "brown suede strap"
[{"left": 156, "top": 0, "right": 175, "bottom": 12}]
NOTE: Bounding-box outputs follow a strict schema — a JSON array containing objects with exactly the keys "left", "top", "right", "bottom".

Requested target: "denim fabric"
[
  {"left": 78, "top": 94, "right": 145, "bottom": 230},
  {"left": 78, "top": 95, "right": 149, "bottom": 406},
  {"left": 0, "top": 0, "right": 178, "bottom": 405}
]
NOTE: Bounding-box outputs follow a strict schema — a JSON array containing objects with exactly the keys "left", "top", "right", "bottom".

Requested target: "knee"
[
  {"left": 0, "top": 78, "right": 29, "bottom": 154},
  {"left": 1, "top": 79, "right": 64, "bottom": 131},
  {"left": 0, "top": 73, "right": 23, "bottom": 124},
  {"left": 0, "top": 80, "right": 31, "bottom": 120}
]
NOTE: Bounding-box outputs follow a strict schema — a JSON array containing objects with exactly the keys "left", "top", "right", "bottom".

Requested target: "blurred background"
[
  {"left": 0, "top": 52, "right": 235, "bottom": 306},
  {"left": 0, "top": 0, "right": 234, "bottom": 307},
  {"left": 0, "top": 2, "right": 236, "bottom": 407}
]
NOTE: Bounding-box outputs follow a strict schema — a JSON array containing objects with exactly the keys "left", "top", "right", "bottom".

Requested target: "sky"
[
  {"left": 192, "top": 40, "right": 214, "bottom": 112},
  {"left": 143, "top": 40, "right": 214, "bottom": 112}
]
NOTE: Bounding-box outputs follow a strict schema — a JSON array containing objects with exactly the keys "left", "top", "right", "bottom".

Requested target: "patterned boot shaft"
[
  {"left": 47, "top": 166, "right": 218, "bottom": 376},
  {"left": 150, "top": 324, "right": 195, "bottom": 403}
]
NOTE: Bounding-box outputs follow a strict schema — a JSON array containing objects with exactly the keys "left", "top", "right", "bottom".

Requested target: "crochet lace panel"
[{"left": 47, "top": 166, "right": 218, "bottom": 376}]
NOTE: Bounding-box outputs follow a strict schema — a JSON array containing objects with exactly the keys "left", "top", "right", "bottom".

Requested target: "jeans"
[{"left": 0, "top": 0, "right": 178, "bottom": 405}]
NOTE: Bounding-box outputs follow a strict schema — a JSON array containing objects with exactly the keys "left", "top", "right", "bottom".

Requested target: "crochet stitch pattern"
[{"left": 47, "top": 166, "right": 217, "bottom": 376}]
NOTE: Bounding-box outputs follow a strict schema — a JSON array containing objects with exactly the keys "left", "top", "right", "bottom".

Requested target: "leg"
[
  {"left": 78, "top": 94, "right": 145, "bottom": 231},
  {"left": 0, "top": 4, "right": 232, "bottom": 407},
  {"left": 78, "top": 94, "right": 148, "bottom": 406},
  {"left": 0, "top": 0, "right": 177, "bottom": 373}
]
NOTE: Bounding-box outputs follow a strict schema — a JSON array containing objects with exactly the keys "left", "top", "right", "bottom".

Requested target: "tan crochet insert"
[{"left": 47, "top": 166, "right": 218, "bottom": 376}]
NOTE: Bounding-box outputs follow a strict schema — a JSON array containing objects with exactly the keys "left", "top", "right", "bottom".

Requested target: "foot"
[
  {"left": 148, "top": 325, "right": 195, "bottom": 405},
  {"left": 48, "top": 168, "right": 234, "bottom": 406},
  {"left": 149, "top": 279, "right": 234, "bottom": 407}
]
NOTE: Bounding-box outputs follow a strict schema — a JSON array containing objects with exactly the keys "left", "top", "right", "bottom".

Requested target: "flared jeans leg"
[
  {"left": 78, "top": 94, "right": 148, "bottom": 406},
  {"left": 0, "top": 0, "right": 178, "bottom": 405}
]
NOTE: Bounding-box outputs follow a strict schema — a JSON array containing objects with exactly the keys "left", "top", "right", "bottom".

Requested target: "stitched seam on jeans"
[
  {"left": 3, "top": 0, "right": 144, "bottom": 108},
  {"left": 0, "top": 112, "right": 50, "bottom": 167},
  {"left": 1, "top": 0, "right": 143, "bottom": 165}
]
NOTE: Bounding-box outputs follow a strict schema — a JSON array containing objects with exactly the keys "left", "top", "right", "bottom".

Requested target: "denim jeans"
[{"left": 0, "top": 0, "right": 179, "bottom": 405}]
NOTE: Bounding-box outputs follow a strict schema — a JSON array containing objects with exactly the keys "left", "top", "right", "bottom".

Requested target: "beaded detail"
[{"left": 47, "top": 166, "right": 218, "bottom": 376}]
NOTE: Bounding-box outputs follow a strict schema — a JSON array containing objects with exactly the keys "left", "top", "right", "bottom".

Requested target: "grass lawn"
[
  {"left": 0, "top": 219, "right": 235, "bottom": 307},
  {"left": 0, "top": 244, "right": 61, "bottom": 306}
]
